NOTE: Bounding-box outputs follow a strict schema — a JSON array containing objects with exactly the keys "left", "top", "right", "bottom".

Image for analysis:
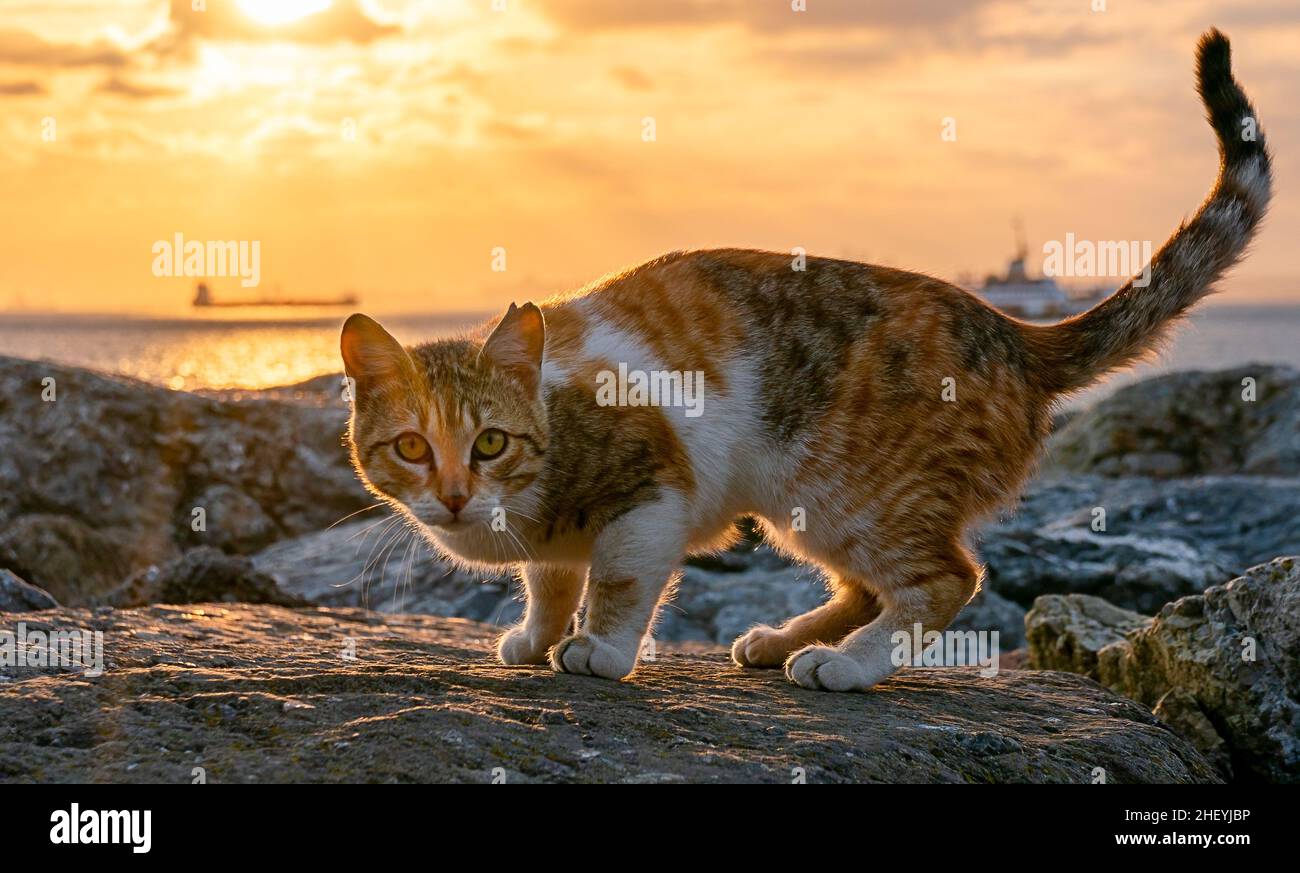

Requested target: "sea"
[{"left": 1, "top": 303, "right": 1297, "bottom": 409}]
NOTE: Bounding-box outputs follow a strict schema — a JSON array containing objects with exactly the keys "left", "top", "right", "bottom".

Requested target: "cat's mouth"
[{"left": 424, "top": 513, "right": 485, "bottom": 534}]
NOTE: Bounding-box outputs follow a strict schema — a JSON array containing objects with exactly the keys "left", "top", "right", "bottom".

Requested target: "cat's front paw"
[
  {"left": 731, "top": 625, "right": 791, "bottom": 668},
  {"left": 497, "top": 626, "right": 554, "bottom": 666},
  {"left": 549, "top": 632, "right": 636, "bottom": 680},
  {"left": 785, "top": 645, "right": 870, "bottom": 692}
]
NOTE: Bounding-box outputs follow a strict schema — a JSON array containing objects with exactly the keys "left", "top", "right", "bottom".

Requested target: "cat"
[{"left": 340, "top": 30, "right": 1270, "bottom": 692}]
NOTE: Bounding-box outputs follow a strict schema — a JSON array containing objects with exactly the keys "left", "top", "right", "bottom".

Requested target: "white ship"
[{"left": 968, "top": 223, "right": 1106, "bottom": 319}]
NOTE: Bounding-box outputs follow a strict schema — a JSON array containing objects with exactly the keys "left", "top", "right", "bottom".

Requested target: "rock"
[
  {"left": 0, "top": 356, "right": 369, "bottom": 603},
  {"left": 256, "top": 521, "right": 1030, "bottom": 649},
  {"left": 1025, "top": 594, "right": 1150, "bottom": 676},
  {"left": 253, "top": 517, "right": 514, "bottom": 618},
  {"left": 1025, "top": 557, "right": 1300, "bottom": 783},
  {"left": 0, "top": 602, "right": 1219, "bottom": 783},
  {"left": 1045, "top": 364, "right": 1300, "bottom": 477},
  {"left": 661, "top": 554, "right": 828, "bottom": 644},
  {"left": 951, "top": 586, "right": 1027, "bottom": 649},
  {"left": 0, "top": 515, "right": 131, "bottom": 606},
  {"left": 1152, "top": 689, "right": 1233, "bottom": 776},
  {"left": 105, "top": 548, "right": 306, "bottom": 608},
  {"left": 1119, "top": 557, "right": 1300, "bottom": 783},
  {"left": 977, "top": 474, "right": 1300, "bottom": 613},
  {"left": 0, "top": 569, "right": 58, "bottom": 611},
  {"left": 202, "top": 371, "right": 347, "bottom": 405},
  {"left": 186, "top": 485, "right": 278, "bottom": 554}
]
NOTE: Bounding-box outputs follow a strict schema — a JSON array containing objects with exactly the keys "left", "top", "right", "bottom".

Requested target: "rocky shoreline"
[{"left": 2, "top": 355, "right": 1297, "bottom": 782}]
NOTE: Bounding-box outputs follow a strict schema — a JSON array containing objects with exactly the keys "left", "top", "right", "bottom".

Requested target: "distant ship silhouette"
[
  {"left": 962, "top": 220, "right": 1106, "bottom": 319},
  {"left": 192, "top": 282, "right": 358, "bottom": 308}
]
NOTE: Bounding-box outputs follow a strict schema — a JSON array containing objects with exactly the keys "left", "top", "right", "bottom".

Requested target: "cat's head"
[{"left": 340, "top": 303, "right": 547, "bottom": 537}]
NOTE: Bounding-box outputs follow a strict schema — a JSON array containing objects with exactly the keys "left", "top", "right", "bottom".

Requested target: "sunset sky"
[{"left": 1, "top": 0, "right": 1297, "bottom": 315}]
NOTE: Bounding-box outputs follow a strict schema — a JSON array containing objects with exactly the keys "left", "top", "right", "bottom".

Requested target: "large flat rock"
[
  {"left": 977, "top": 474, "right": 1300, "bottom": 613},
  {"left": 1045, "top": 364, "right": 1300, "bottom": 477},
  {"left": 0, "top": 356, "right": 368, "bottom": 604},
  {"left": 0, "top": 604, "right": 1218, "bottom": 783}
]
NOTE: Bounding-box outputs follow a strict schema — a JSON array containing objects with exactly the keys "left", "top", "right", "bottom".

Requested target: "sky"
[{"left": 1, "top": 0, "right": 1298, "bottom": 315}]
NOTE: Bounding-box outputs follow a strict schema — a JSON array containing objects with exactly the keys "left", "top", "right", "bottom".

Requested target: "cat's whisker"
[
  {"left": 386, "top": 527, "right": 417, "bottom": 613},
  {"left": 326, "top": 502, "right": 385, "bottom": 532},
  {"left": 400, "top": 530, "right": 423, "bottom": 610},
  {"left": 365, "top": 525, "right": 407, "bottom": 612},
  {"left": 351, "top": 519, "right": 404, "bottom": 607},
  {"left": 399, "top": 517, "right": 424, "bottom": 608},
  {"left": 503, "top": 506, "right": 545, "bottom": 527},
  {"left": 501, "top": 522, "right": 537, "bottom": 564},
  {"left": 378, "top": 527, "right": 408, "bottom": 611},
  {"left": 330, "top": 515, "right": 402, "bottom": 591},
  {"left": 356, "top": 519, "right": 400, "bottom": 571},
  {"left": 488, "top": 520, "right": 506, "bottom": 567},
  {"left": 349, "top": 513, "right": 400, "bottom": 557}
]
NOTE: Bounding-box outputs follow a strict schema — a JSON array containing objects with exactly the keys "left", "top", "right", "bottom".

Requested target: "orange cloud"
[
  {"left": 165, "top": 0, "right": 397, "bottom": 45},
  {"left": 0, "top": 28, "right": 127, "bottom": 67},
  {"left": 96, "top": 75, "right": 184, "bottom": 99},
  {"left": 537, "top": 0, "right": 995, "bottom": 32},
  {"left": 0, "top": 80, "right": 43, "bottom": 97}
]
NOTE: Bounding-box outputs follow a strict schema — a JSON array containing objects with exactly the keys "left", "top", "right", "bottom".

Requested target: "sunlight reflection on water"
[{"left": 0, "top": 312, "right": 484, "bottom": 391}]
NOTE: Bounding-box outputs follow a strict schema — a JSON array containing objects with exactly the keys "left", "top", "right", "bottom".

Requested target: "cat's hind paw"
[
  {"left": 550, "top": 632, "right": 636, "bottom": 680},
  {"left": 731, "top": 625, "right": 792, "bottom": 668},
  {"left": 785, "top": 645, "right": 871, "bottom": 692},
  {"left": 497, "top": 626, "right": 553, "bottom": 666}
]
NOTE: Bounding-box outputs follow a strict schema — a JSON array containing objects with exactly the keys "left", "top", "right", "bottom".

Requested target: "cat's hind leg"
[
  {"left": 498, "top": 563, "right": 586, "bottom": 665},
  {"left": 785, "top": 539, "right": 979, "bottom": 692},
  {"left": 731, "top": 578, "right": 880, "bottom": 668}
]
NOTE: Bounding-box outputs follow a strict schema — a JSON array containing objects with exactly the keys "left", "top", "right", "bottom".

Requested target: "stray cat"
[{"left": 341, "top": 31, "right": 1269, "bottom": 692}]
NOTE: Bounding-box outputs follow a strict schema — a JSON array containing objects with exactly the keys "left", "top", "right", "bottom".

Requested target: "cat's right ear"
[
  {"left": 479, "top": 302, "right": 545, "bottom": 395},
  {"left": 341, "top": 314, "right": 410, "bottom": 391}
]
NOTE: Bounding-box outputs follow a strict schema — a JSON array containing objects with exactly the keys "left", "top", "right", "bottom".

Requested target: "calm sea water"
[
  {"left": 0, "top": 310, "right": 484, "bottom": 391},
  {"left": 1, "top": 304, "right": 1297, "bottom": 408}
]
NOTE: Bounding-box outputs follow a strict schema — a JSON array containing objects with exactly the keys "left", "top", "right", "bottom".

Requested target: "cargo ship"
[{"left": 192, "top": 282, "right": 358, "bottom": 308}]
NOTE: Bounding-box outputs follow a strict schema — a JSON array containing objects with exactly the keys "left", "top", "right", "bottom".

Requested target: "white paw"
[
  {"left": 731, "top": 625, "right": 791, "bottom": 669},
  {"left": 549, "top": 632, "right": 636, "bottom": 680},
  {"left": 497, "top": 626, "right": 553, "bottom": 666},
  {"left": 784, "top": 645, "right": 871, "bottom": 692}
]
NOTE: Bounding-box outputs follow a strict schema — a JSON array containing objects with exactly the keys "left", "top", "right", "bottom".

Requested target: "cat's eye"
[
  {"left": 394, "top": 432, "right": 430, "bottom": 463},
  {"left": 472, "top": 428, "right": 507, "bottom": 460}
]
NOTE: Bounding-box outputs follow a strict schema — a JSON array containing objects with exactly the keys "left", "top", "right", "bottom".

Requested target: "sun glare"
[{"left": 237, "top": 0, "right": 333, "bottom": 27}]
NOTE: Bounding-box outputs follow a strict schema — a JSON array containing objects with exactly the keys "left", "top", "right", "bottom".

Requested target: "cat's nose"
[{"left": 440, "top": 492, "right": 468, "bottom": 515}]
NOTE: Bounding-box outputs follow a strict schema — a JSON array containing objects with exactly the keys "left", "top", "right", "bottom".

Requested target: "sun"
[{"left": 237, "top": 0, "right": 333, "bottom": 27}]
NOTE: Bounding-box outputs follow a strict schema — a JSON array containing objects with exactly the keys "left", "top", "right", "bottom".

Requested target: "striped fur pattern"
[{"left": 341, "top": 31, "right": 1270, "bottom": 692}]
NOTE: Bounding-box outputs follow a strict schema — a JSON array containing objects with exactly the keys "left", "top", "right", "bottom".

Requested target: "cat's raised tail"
[{"left": 1022, "top": 29, "right": 1271, "bottom": 396}]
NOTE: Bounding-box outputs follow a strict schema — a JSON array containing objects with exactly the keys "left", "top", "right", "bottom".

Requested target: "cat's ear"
[
  {"left": 479, "top": 302, "right": 545, "bottom": 394},
  {"left": 341, "top": 314, "right": 411, "bottom": 390}
]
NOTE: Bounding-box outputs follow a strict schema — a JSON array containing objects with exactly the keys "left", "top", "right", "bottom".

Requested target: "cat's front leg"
[
  {"left": 549, "top": 497, "right": 685, "bottom": 681},
  {"left": 497, "top": 564, "right": 585, "bottom": 665}
]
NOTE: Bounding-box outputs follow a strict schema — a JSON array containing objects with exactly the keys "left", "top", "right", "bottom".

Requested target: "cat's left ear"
[
  {"left": 479, "top": 302, "right": 545, "bottom": 394},
  {"left": 341, "top": 313, "right": 412, "bottom": 391}
]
